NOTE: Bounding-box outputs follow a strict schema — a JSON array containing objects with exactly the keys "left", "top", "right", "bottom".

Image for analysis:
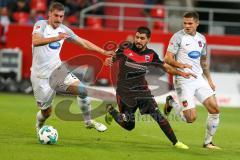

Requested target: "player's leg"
[
  {"left": 50, "top": 65, "right": 107, "bottom": 132},
  {"left": 141, "top": 99, "right": 188, "bottom": 149},
  {"left": 196, "top": 83, "right": 220, "bottom": 149},
  {"left": 36, "top": 107, "right": 52, "bottom": 131},
  {"left": 203, "top": 96, "right": 220, "bottom": 149},
  {"left": 106, "top": 95, "right": 136, "bottom": 131},
  {"left": 76, "top": 95, "right": 107, "bottom": 132},
  {"left": 66, "top": 79, "right": 91, "bottom": 124},
  {"left": 164, "top": 95, "right": 187, "bottom": 122},
  {"left": 64, "top": 74, "right": 107, "bottom": 132},
  {"left": 165, "top": 83, "right": 197, "bottom": 123},
  {"left": 31, "top": 75, "right": 56, "bottom": 134},
  {"left": 182, "top": 108, "right": 197, "bottom": 123}
]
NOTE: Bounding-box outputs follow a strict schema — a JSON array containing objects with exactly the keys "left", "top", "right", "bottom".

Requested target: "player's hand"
[
  {"left": 208, "top": 80, "right": 216, "bottom": 91},
  {"left": 103, "top": 50, "right": 116, "bottom": 57},
  {"left": 180, "top": 63, "right": 192, "bottom": 69},
  {"left": 58, "top": 32, "right": 70, "bottom": 40},
  {"left": 104, "top": 57, "right": 114, "bottom": 66},
  {"left": 181, "top": 72, "right": 197, "bottom": 79}
]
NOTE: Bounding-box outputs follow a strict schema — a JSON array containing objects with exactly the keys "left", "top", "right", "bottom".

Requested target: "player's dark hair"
[
  {"left": 49, "top": 2, "right": 65, "bottom": 12},
  {"left": 136, "top": 26, "right": 151, "bottom": 38},
  {"left": 183, "top": 11, "right": 199, "bottom": 21}
]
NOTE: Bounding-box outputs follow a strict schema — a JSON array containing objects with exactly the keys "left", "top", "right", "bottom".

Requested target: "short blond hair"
[{"left": 49, "top": 2, "right": 65, "bottom": 12}]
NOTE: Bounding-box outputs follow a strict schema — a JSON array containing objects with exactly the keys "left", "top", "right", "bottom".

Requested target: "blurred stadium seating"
[{"left": 0, "top": 1, "right": 239, "bottom": 107}]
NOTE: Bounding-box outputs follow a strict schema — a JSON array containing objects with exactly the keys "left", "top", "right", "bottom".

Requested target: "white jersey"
[
  {"left": 31, "top": 20, "right": 77, "bottom": 78},
  {"left": 167, "top": 29, "right": 207, "bottom": 84}
]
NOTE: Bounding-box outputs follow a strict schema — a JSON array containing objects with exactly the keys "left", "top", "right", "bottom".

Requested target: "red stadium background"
[{"left": 5, "top": 24, "right": 240, "bottom": 81}]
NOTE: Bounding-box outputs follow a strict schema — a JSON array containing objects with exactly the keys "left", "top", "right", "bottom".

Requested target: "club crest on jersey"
[
  {"left": 182, "top": 100, "right": 188, "bottom": 107},
  {"left": 145, "top": 55, "right": 150, "bottom": 62},
  {"left": 198, "top": 41, "right": 202, "bottom": 47},
  {"left": 49, "top": 42, "right": 61, "bottom": 49},
  {"left": 188, "top": 51, "right": 201, "bottom": 59},
  {"left": 35, "top": 25, "right": 40, "bottom": 30}
]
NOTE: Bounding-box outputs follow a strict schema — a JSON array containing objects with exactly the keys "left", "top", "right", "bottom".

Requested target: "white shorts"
[
  {"left": 31, "top": 66, "right": 79, "bottom": 110},
  {"left": 174, "top": 76, "right": 214, "bottom": 111}
]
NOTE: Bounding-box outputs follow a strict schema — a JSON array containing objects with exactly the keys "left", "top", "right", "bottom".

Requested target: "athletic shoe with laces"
[
  {"left": 203, "top": 142, "right": 221, "bottom": 149},
  {"left": 174, "top": 141, "right": 189, "bottom": 149},
  {"left": 105, "top": 104, "right": 114, "bottom": 125},
  {"left": 164, "top": 95, "right": 174, "bottom": 116},
  {"left": 85, "top": 120, "right": 107, "bottom": 132}
]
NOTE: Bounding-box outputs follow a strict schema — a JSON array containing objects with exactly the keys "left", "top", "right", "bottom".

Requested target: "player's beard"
[{"left": 135, "top": 43, "right": 146, "bottom": 51}]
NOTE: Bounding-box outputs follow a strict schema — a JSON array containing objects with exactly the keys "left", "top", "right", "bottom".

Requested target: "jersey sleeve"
[
  {"left": 32, "top": 20, "right": 46, "bottom": 35},
  {"left": 61, "top": 24, "right": 78, "bottom": 42},
  {"left": 113, "top": 48, "right": 124, "bottom": 61},
  {"left": 201, "top": 36, "right": 207, "bottom": 56},
  {"left": 167, "top": 33, "right": 181, "bottom": 55},
  {"left": 152, "top": 52, "right": 164, "bottom": 66}
]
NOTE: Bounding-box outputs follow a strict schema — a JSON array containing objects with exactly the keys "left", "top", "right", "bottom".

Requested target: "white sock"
[
  {"left": 77, "top": 96, "right": 92, "bottom": 124},
  {"left": 204, "top": 113, "right": 220, "bottom": 144},
  {"left": 36, "top": 111, "right": 47, "bottom": 129},
  {"left": 169, "top": 99, "right": 186, "bottom": 122}
]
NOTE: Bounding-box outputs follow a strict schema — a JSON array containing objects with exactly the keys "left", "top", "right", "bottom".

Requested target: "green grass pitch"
[{"left": 0, "top": 92, "right": 240, "bottom": 160}]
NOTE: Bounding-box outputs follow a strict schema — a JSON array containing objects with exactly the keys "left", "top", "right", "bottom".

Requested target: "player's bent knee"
[
  {"left": 41, "top": 107, "right": 52, "bottom": 118},
  {"left": 183, "top": 109, "right": 197, "bottom": 123},
  {"left": 207, "top": 102, "right": 220, "bottom": 114},
  {"left": 216, "top": 108, "right": 220, "bottom": 114},
  {"left": 186, "top": 116, "right": 197, "bottom": 123},
  {"left": 186, "top": 119, "right": 195, "bottom": 123},
  {"left": 209, "top": 107, "right": 220, "bottom": 114}
]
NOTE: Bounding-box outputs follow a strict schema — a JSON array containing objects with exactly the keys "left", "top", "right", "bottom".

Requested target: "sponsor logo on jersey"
[
  {"left": 188, "top": 51, "right": 201, "bottom": 59},
  {"left": 49, "top": 42, "right": 61, "bottom": 49}
]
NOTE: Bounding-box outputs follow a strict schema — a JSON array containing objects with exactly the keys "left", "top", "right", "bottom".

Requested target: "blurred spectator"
[
  {"left": 47, "top": 0, "right": 66, "bottom": 6},
  {"left": 126, "top": 34, "right": 134, "bottom": 43},
  {"left": 86, "top": 16, "right": 103, "bottom": 29},
  {"left": 142, "top": 0, "right": 164, "bottom": 16},
  {"left": 1, "top": 0, "right": 105, "bottom": 27},
  {"left": 30, "top": 0, "right": 47, "bottom": 22},
  {"left": 0, "top": 7, "right": 10, "bottom": 45},
  {"left": 85, "top": 0, "right": 105, "bottom": 29},
  {"left": 0, "top": 0, "right": 17, "bottom": 8},
  {"left": 65, "top": 0, "right": 89, "bottom": 26},
  {"left": 86, "top": 0, "right": 104, "bottom": 15},
  {"left": 8, "top": 0, "right": 31, "bottom": 24}
]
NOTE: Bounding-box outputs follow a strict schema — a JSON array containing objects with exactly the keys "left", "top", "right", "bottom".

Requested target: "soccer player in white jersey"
[
  {"left": 31, "top": 2, "right": 115, "bottom": 134},
  {"left": 163, "top": 11, "right": 220, "bottom": 149}
]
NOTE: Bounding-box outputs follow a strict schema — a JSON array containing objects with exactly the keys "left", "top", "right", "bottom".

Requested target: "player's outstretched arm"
[
  {"left": 164, "top": 51, "right": 192, "bottom": 69},
  {"left": 200, "top": 55, "right": 216, "bottom": 90},
  {"left": 71, "top": 36, "right": 115, "bottom": 56},
  {"left": 32, "top": 32, "right": 69, "bottom": 46},
  {"left": 163, "top": 63, "right": 196, "bottom": 79}
]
